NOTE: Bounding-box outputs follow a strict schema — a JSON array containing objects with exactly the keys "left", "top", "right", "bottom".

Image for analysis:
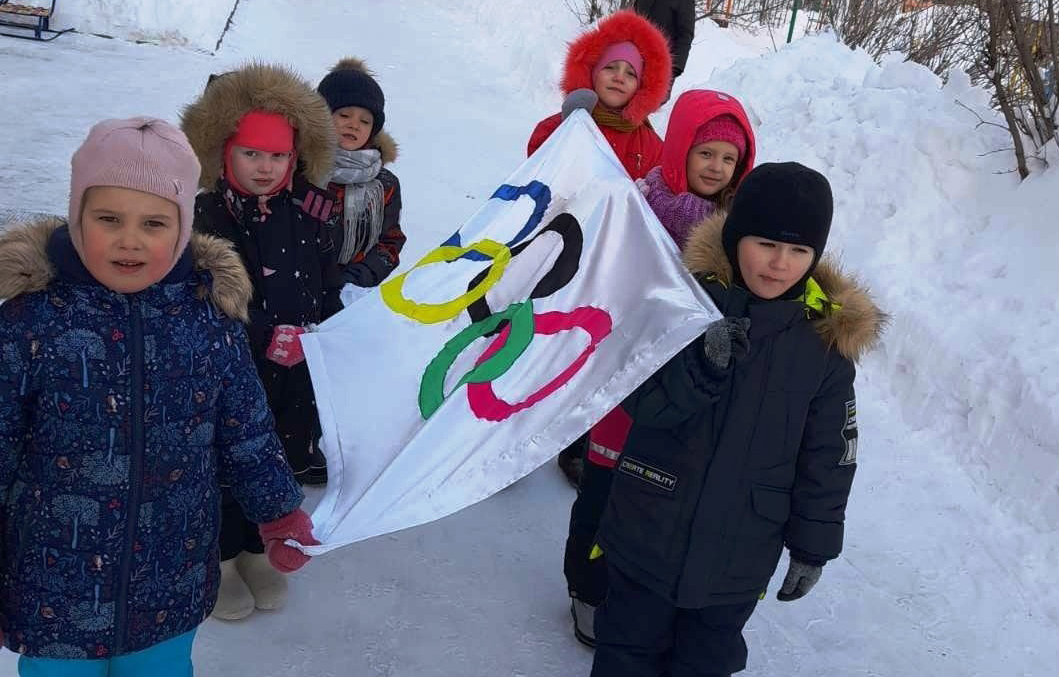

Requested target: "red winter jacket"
[{"left": 527, "top": 113, "right": 663, "bottom": 180}]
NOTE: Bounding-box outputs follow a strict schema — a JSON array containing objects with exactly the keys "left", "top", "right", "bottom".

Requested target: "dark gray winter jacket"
[
  {"left": 634, "top": 0, "right": 697, "bottom": 77},
  {"left": 597, "top": 213, "right": 884, "bottom": 607}
]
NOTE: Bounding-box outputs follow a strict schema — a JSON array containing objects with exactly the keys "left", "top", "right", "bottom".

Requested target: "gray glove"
[
  {"left": 777, "top": 558, "right": 822, "bottom": 602},
  {"left": 701, "top": 317, "right": 751, "bottom": 372},
  {"left": 562, "top": 88, "right": 599, "bottom": 120}
]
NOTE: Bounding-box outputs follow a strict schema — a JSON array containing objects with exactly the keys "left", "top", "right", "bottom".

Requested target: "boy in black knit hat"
[
  {"left": 588, "top": 162, "right": 886, "bottom": 677},
  {"left": 317, "top": 58, "right": 406, "bottom": 287}
]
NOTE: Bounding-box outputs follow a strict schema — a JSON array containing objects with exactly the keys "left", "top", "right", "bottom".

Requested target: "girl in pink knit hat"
[
  {"left": 639, "top": 89, "right": 757, "bottom": 249},
  {"left": 0, "top": 117, "right": 315, "bottom": 674}
]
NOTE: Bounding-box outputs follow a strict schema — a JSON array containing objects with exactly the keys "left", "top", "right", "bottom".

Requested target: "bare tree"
[
  {"left": 970, "top": 0, "right": 1059, "bottom": 177},
  {"left": 564, "top": 0, "right": 632, "bottom": 24}
]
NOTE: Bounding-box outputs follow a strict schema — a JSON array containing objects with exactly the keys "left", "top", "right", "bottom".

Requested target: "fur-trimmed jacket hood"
[
  {"left": 181, "top": 62, "right": 337, "bottom": 189},
  {"left": 561, "top": 10, "right": 672, "bottom": 125},
  {"left": 371, "top": 128, "right": 399, "bottom": 166},
  {"left": 682, "top": 212, "right": 885, "bottom": 362},
  {"left": 0, "top": 216, "right": 253, "bottom": 321}
]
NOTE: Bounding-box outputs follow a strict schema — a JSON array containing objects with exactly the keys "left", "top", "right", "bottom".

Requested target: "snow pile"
[
  {"left": 699, "top": 37, "right": 1059, "bottom": 530},
  {"left": 51, "top": 0, "right": 235, "bottom": 51}
]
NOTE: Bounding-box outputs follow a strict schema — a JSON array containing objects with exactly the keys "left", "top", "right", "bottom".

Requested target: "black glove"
[
  {"left": 562, "top": 88, "right": 599, "bottom": 120},
  {"left": 701, "top": 317, "right": 750, "bottom": 372},
  {"left": 343, "top": 263, "right": 375, "bottom": 288},
  {"left": 776, "top": 558, "right": 823, "bottom": 602}
]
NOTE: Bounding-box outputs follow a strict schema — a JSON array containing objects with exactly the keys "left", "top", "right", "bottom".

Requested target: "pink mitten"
[
  {"left": 265, "top": 325, "right": 306, "bottom": 367},
  {"left": 258, "top": 508, "right": 319, "bottom": 574}
]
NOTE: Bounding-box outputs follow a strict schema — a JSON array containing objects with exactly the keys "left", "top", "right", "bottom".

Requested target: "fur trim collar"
[
  {"left": 0, "top": 217, "right": 253, "bottom": 322},
  {"left": 373, "top": 130, "right": 398, "bottom": 165},
  {"left": 682, "top": 212, "right": 886, "bottom": 362},
  {"left": 181, "top": 62, "right": 337, "bottom": 189},
  {"left": 561, "top": 10, "right": 671, "bottom": 125}
]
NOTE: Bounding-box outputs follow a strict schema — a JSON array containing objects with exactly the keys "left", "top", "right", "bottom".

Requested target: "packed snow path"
[{"left": 1, "top": 0, "right": 1056, "bottom": 674}]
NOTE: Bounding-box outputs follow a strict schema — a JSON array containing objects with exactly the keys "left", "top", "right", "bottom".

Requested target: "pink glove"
[
  {"left": 258, "top": 508, "right": 319, "bottom": 574},
  {"left": 266, "top": 325, "right": 306, "bottom": 367}
]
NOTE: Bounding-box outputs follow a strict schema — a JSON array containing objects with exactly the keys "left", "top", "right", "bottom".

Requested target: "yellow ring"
[{"left": 381, "top": 240, "right": 512, "bottom": 324}]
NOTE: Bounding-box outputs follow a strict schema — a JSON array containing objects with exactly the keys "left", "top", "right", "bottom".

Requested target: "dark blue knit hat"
[{"left": 317, "top": 59, "right": 385, "bottom": 139}]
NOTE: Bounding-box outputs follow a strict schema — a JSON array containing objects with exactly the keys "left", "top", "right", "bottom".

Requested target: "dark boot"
[
  {"left": 571, "top": 599, "right": 597, "bottom": 648},
  {"left": 557, "top": 434, "right": 588, "bottom": 488}
]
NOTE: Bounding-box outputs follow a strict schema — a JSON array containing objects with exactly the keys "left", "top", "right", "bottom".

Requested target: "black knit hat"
[
  {"left": 722, "top": 162, "right": 833, "bottom": 297},
  {"left": 317, "top": 64, "right": 385, "bottom": 139}
]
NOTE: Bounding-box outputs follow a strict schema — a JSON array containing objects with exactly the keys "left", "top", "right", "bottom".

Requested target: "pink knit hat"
[
  {"left": 692, "top": 114, "right": 747, "bottom": 159},
  {"left": 69, "top": 117, "right": 201, "bottom": 270},
  {"left": 591, "top": 41, "right": 644, "bottom": 80}
]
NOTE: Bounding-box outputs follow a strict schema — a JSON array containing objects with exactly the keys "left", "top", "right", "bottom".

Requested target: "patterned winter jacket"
[
  {"left": 0, "top": 219, "right": 304, "bottom": 658},
  {"left": 325, "top": 130, "right": 406, "bottom": 287}
]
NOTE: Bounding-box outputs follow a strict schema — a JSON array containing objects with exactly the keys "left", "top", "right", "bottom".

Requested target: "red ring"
[{"left": 466, "top": 306, "right": 612, "bottom": 422}]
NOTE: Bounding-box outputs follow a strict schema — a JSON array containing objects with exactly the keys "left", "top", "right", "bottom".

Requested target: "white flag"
[{"left": 299, "top": 111, "right": 720, "bottom": 554}]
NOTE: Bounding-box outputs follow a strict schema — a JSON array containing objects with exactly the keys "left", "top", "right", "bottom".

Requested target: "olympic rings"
[
  {"left": 442, "top": 181, "right": 552, "bottom": 262},
  {"left": 466, "top": 306, "right": 612, "bottom": 422},
  {"left": 418, "top": 301, "right": 534, "bottom": 418},
  {"left": 466, "top": 213, "right": 583, "bottom": 326},
  {"left": 381, "top": 240, "right": 511, "bottom": 324}
]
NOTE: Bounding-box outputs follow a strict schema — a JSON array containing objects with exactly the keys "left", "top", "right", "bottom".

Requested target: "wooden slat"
[{"left": 0, "top": 4, "right": 52, "bottom": 17}]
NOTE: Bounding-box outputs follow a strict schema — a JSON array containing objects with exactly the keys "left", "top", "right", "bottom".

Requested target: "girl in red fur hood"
[{"left": 527, "top": 10, "right": 671, "bottom": 179}]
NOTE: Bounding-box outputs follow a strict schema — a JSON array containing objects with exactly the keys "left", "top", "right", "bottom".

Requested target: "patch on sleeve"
[
  {"left": 618, "top": 457, "right": 677, "bottom": 491},
  {"left": 839, "top": 399, "right": 858, "bottom": 466}
]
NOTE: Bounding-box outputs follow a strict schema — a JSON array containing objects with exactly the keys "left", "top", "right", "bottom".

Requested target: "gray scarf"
[{"left": 331, "top": 148, "right": 385, "bottom": 265}]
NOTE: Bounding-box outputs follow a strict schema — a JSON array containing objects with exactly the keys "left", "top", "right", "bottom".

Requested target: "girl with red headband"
[{"left": 181, "top": 63, "right": 343, "bottom": 621}]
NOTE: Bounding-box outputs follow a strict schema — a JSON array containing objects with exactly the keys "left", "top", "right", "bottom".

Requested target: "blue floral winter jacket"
[{"left": 0, "top": 218, "right": 304, "bottom": 658}]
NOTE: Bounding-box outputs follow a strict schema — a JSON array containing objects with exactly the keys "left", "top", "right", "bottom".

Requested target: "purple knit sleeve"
[{"left": 643, "top": 167, "right": 715, "bottom": 249}]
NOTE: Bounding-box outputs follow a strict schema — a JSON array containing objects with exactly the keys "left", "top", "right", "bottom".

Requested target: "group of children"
[
  {"left": 0, "top": 58, "right": 402, "bottom": 673},
  {"left": 0, "top": 8, "right": 881, "bottom": 677}
]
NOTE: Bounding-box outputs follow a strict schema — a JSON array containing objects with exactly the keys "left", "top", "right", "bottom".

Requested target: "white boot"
[
  {"left": 571, "top": 599, "right": 597, "bottom": 647},
  {"left": 237, "top": 551, "right": 288, "bottom": 610},
  {"left": 212, "top": 559, "right": 254, "bottom": 620}
]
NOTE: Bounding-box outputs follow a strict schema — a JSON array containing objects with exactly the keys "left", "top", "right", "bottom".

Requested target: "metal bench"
[{"left": 0, "top": 0, "right": 72, "bottom": 41}]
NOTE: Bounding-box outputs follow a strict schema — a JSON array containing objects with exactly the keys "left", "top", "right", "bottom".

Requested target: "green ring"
[{"left": 418, "top": 301, "right": 535, "bottom": 419}]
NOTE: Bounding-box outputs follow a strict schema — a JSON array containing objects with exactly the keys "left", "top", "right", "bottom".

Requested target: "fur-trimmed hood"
[
  {"left": 373, "top": 129, "right": 399, "bottom": 165},
  {"left": 0, "top": 217, "right": 253, "bottom": 322},
  {"left": 682, "top": 212, "right": 886, "bottom": 362},
  {"left": 561, "top": 10, "right": 672, "bottom": 125},
  {"left": 181, "top": 62, "right": 336, "bottom": 189}
]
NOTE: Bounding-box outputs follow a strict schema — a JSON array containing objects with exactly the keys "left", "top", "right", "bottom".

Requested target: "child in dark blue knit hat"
[{"left": 317, "top": 58, "right": 406, "bottom": 288}]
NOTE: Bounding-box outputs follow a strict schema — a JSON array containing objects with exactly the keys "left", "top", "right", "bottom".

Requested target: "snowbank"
[
  {"left": 51, "top": 0, "right": 236, "bottom": 51},
  {"left": 699, "top": 37, "right": 1059, "bottom": 531}
]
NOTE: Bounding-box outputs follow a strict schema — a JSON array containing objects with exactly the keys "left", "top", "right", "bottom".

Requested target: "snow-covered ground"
[
  {"left": 1, "top": 0, "right": 1057, "bottom": 674},
  {"left": 20, "top": 0, "right": 236, "bottom": 51}
]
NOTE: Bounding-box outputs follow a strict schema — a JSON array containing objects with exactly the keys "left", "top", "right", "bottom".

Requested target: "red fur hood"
[
  {"left": 661, "top": 90, "right": 756, "bottom": 195},
  {"left": 560, "top": 10, "right": 672, "bottom": 125}
]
